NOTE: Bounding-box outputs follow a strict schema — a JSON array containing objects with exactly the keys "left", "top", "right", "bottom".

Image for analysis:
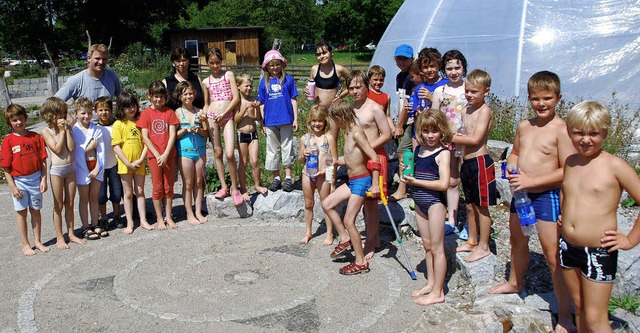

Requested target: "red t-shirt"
[
  {"left": 0, "top": 131, "right": 48, "bottom": 177},
  {"left": 367, "top": 89, "right": 390, "bottom": 113},
  {"left": 137, "top": 107, "right": 179, "bottom": 159}
]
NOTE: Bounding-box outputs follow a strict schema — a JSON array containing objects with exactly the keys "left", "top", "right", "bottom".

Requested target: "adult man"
[{"left": 55, "top": 44, "right": 123, "bottom": 103}]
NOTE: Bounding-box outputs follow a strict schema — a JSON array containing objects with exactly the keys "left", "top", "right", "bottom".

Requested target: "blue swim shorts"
[
  {"left": 348, "top": 174, "right": 372, "bottom": 198},
  {"left": 510, "top": 188, "right": 560, "bottom": 222}
]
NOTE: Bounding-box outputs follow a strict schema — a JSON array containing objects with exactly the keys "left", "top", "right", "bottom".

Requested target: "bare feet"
[
  {"left": 140, "top": 221, "right": 155, "bottom": 231},
  {"left": 196, "top": 214, "right": 208, "bottom": 224},
  {"left": 455, "top": 242, "right": 476, "bottom": 253},
  {"left": 323, "top": 235, "right": 334, "bottom": 246},
  {"left": 363, "top": 242, "right": 380, "bottom": 260},
  {"left": 463, "top": 248, "right": 491, "bottom": 262},
  {"left": 22, "top": 245, "right": 36, "bottom": 256},
  {"left": 413, "top": 292, "right": 445, "bottom": 306},
  {"left": 555, "top": 317, "right": 577, "bottom": 333},
  {"left": 156, "top": 220, "right": 167, "bottom": 231},
  {"left": 255, "top": 186, "right": 268, "bottom": 195},
  {"left": 242, "top": 192, "right": 251, "bottom": 202},
  {"left": 166, "top": 218, "right": 178, "bottom": 229},
  {"left": 187, "top": 216, "right": 201, "bottom": 225},
  {"left": 56, "top": 238, "right": 70, "bottom": 250},
  {"left": 388, "top": 191, "right": 406, "bottom": 202},
  {"left": 35, "top": 243, "right": 49, "bottom": 253},
  {"left": 488, "top": 282, "right": 521, "bottom": 295},
  {"left": 299, "top": 234, "right": 312, "bottom": 244},
  {"left": 123, "top": 227, "right": 134, "bottom": 234},
  {"left": 68, "top": 234, "right": 85, "bottom": 245},
  {"left": 411, "top": 284, "right": 434, "bottom": 297}
]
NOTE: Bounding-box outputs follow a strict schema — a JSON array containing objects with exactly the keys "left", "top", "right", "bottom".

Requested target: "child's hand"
[
  {"left": 86, "top": 138, "right": 98, "bottom": 151},
  {"left": 601, "top": 229, "right": 633, "bottom": 252},
  {"left": 303, "top": 148, "right": 311, "bottom": 157},
  {"left": 507, "top": 170, "right": 533, "bottom": 191},
  {"left": 401, "top": 174, "right": 415, "bottom": 185},
  {"left": 11, "top": 186, "right": 23, "bottom": 199},
  {"left": 405, "top": 101, "right": 413, "bottom": 111},
  {"left": 292, "top": 120, "right": 299, "bottom": 132},
  {"left": 251, "top": 100, "right": 260, "bottom": 108},
  {"left": 89, "top": 168, "right": 98, "bottom": 179},
  {"left": 57, "top": 119, "right": 67, "bottom": 131},
  {"left": 418, "top": 87, "right": 433, "bottom": 101},
  {"left": 368, "top": 183, "right": 380, "bottom": 199},
  {"left": 394, "top": 125, "right": 404, "bottom": 138},
  {"left": 40, "top": 177, "right": 47, "bottom": 193},
  {"left": 129, "top": 160, "right": 140, "bottom": 171}
]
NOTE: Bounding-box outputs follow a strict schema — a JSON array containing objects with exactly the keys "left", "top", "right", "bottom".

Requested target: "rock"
[
  {"left": 613, "top": 213, "right": 640, "bottom": 296},
  {"left": 456, "top": 252, "right": 501, "bottom": 286},
  {"left": 495, "top": 165, "right": 511, "bottom": 204},
  {"left": 611, "top": 308, "right": 640, "bottom": 332},
  {"left": 251, "top": 189, "right": 305, "bottom": 220},
  {"left": 487, "top": 140, "right": 512, "bottom": 162},
  {"left": 206, "top": 194, "right": 253, "bottom": 218}
]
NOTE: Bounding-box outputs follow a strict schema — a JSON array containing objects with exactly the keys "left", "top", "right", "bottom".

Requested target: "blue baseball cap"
[{"left": 394, "top": 44, "right": 414, "bottom": 58}]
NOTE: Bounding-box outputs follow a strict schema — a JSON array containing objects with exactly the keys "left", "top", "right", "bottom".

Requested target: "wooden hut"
[{"left": 166, "top": 27, "right": 264, "bottom": 66}]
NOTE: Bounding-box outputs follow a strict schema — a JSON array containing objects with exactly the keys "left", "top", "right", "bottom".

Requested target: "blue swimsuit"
[
  {"left": 176, "top": 107, "right": 206, "bottom": 160},
  {"left": 411, "top": 147, "right": 446, "bottom": 213}
]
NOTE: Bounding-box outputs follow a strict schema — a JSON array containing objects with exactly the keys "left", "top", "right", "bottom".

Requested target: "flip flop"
[
  {"left": 231, "top": 190, "right": 243, "bottom": 206},
  {"left": 214, "top": 188, "right": 229, "bottom": 199}
]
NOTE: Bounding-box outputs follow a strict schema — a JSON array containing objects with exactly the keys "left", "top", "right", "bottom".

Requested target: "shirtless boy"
[
  {"left": 347, "top": 70, "right": 392, "bottom": 260},
  {"left": 561, "top": 101, "right": 640, "bottom": 332},
  {"left": 321, "top": 99, "right": 380, "bottom": 275},
  {"left": 489, "top": 71, "right": 576, "bottom": 333},
  {"left": 450, "top": 69, "right": 497, "bottom": 262}
]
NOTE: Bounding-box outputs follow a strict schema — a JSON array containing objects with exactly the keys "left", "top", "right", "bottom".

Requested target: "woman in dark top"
[{"left": 162, "top": 47, "right": 205, "bottom": 110}]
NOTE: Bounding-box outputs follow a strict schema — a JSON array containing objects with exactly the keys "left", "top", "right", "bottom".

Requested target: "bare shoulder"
[
  {"left": 365, "top": 98, "right": 384, "bottom": 114},
  {"left": 335, "top": 63, "right": 350, "bottom": 77},
  {"left": 310, "top": 64, "right": 319, "bottom": 76}
]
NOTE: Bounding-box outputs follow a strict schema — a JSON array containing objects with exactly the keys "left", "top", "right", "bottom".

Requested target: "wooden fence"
[{"left": 191, "top": 63, "right": 370, "bottom": 80}]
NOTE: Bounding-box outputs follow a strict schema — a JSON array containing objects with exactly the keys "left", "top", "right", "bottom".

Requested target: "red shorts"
[
  {"left": 366, "top": 147, "right": 388, "bottom": 200},
  {"left": 86, "top": 159, "right": 97, "bottom": 171}
]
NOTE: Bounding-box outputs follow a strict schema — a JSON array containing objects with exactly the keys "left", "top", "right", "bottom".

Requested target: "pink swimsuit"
[{"left": 206, "top": 73, "right": 234, "bottom": 125}]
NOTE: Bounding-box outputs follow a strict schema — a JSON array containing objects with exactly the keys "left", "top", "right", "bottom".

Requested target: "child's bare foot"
[
  {"left": 411, "top": 284, "right": 434, "bottom": 297},
  {"left": 166, "top": 218, "right": 178, "bottom": 229},
  {"left": 123, "top": 227, "right": 134, "bottom": 234},
  {"left": 464, "top": 248, "right": 491, "bottom": 262},
  {"left": 187, "top": 216, "right": 201, "bottom": 225},
  {"left": 56, "top": 238, "right": 70, "bottom": 250},
  {"left": 196, "top": 214, "right": 208, "bottom": 224},
  {"left": 22, "top": 245, "right": 36, "bottom": 256},
  {"left": 299, "top": 234, "right": 312, "bottom": 244},
  {"left": 242, "top": 192, "right": 251, "bottom": 201},
  {"left": 156, "top": 220, "right": 167, "bottom": 231},
  {"left": 69, "top": 234, "right": 85, "bottom": 245},
  {"left": 413, "top": 292, "right": 445, "bottom": 306},
  {"left": 323, "top": 235, "right": 334, "bottom": 246},
  {"left": 488, "top": 282, "right": 521, "bottom": 295},
  {"left": 255, "top": 186, "right": 268, "bottom": 195},
  {"left": 455, "top": 241, "right": 476, "bottom": 253},
  {"left": 555, "top": 317, "right": 577, "bottom": 333},
  {"left": 363, "top": 242, "right": 379, "bottom": 260},
  {"left": 140, "top": 221, "right": 154, "bottom": 230},
  {"left": 35, "top": 243, "right": 50, "bottom": 253}
]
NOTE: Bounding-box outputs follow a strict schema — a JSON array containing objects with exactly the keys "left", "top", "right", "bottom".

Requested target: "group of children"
[{"left": 2, "top": 42, "right": 639, "bottom": 332}]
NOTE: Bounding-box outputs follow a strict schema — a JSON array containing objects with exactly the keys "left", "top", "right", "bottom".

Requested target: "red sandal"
[
  {"left": 339, "top": 262, "right": 370, "bottom": 275},
  {"left": 330, "top": 240, "right": 352, "bottom": 259}
]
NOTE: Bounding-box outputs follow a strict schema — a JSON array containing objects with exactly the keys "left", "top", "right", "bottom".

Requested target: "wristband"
[{"left": 367, "top": 160, "right": 381, "bottom": 171}]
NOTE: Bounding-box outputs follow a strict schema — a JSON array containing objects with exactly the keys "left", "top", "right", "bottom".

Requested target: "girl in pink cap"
[{"left": 257, "top": 50, "right": 299, "bottom": 192}]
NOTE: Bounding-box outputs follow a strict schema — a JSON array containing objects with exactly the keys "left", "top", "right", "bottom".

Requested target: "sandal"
[
  {"left": 214, "top": 188, "right": 229, "bottom": 199},
  {"left": 339, "top": 262, "right": 370, "bottom": 275},
  {"left": 231, "top": 190, "right": 243, "bottom": 206},
  {"left": 82, "top": 227, "right": 100, "bottom": 240},
  {"left": 330, "top": 240, "right": 352, "bottom": 259},
  {"left": 93, "top": 225, "right": 109, "bottom": 238}
]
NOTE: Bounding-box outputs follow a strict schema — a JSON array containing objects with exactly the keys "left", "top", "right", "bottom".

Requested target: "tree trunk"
[{"left": 0, "top": 77, "right": 12, "bottom": 109}]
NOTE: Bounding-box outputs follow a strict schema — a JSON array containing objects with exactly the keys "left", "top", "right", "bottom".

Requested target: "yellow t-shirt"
[{"left": 112, "top": 119, "right": 146, "bottom": 175}]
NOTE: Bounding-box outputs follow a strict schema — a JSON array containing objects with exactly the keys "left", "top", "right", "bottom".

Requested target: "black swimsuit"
[{"left": 314, "top": 62, "right": 340, "bottom": 89}]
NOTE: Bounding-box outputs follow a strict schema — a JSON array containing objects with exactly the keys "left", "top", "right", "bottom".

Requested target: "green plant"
[{"left": 609, "top": 293, "right": 640, "bottom": 314}]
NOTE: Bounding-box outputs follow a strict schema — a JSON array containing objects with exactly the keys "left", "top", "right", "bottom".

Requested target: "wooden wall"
[{"left": 168, "top": 28, "right": 262, "bottom": 65}]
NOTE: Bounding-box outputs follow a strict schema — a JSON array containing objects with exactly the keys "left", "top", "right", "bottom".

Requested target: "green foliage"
[
  {"left": 609, "top": 293, "right": 640, "bottom": 314},
  {"left": 112, "top": 44, "right": 171, "bottom": 91}
]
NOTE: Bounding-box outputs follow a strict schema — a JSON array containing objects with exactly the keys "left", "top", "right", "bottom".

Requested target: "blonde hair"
[
  {"left": 236, "top": 72, "right": 253, "bottom": 86},
  {"left": 264, "top": 59, "right": 286, "bottom": 94},
  {"left": 414, "top": 109, "right": 453, "bottom": 146},
  {"left": 306, "top": 100, "right": 329, "bottom": 133},
  {"left": 73, "top": 97, "right": 93, "bottom": 114},
  {"left": 328, "top": 99, "right": 357, "bottom": 128},
  {"left": 566, "top": 100, "right": 610, "bottom": 138},
  {"left": 466, "top": 69, "right": 491, "bottom": 89},
  {"left": 41, "top": 97, "right": 68, "bottom": 131},
  {"left": 528, "top": 70, "right": 561, "bottom": 95},
  {"left": 89, "top": 44, "right": 109, "bottom": 57}
]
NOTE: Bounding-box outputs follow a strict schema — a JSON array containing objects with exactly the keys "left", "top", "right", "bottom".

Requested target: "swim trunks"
[
  {"left": 460, "top": 154, "right": 497, "bottom": 207},
  {"left": 509, "top": 188, "right": 560, "bottom": 222},
  {"left": 237, "top": 131, "right": 258, "bottom": 144},
  {"left": 411, "top": 147, "right": 447, "bottom": 213},
  {"left": 559, "top": 236, "right": 618, "bottom": 282},
  {"left": 348, "top": 173, "right": 372, "bottom": 198}
]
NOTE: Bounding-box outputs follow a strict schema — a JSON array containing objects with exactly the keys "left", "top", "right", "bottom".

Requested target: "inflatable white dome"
[{"left": 371, "top": 0, "right": 640, "bottom": 117}]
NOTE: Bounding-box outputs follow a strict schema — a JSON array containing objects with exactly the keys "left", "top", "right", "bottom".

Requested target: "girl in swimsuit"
[
  {"left": 40, "top": 97, "right": 84, "bottom": 248},
  {"left": 401, "top": 109, "right": 452, "bottom": 306},
  {"left": 297, "top": 102, "right": 336, "bottom": 245},
  {"left": 174, "top": 81, "right": 209, "bottom": 225},
  {"left": 202, "top": 48, "right": 243, "bottom": 205},
  {"left": 431, "top": 50, "right": 468, "bottom": 230}
]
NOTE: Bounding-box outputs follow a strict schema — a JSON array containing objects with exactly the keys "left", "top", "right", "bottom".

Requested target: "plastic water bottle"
[
  {"left": 511, "top": 171, "right": 537, "bottom": 236},
  {"left": 325, "top": 154, "right": 334, "bottom": 184},
  {"left": 454, "top": 126, "right": 467, "bottom": 158},
  {"left": 306, "top": 136, "right": 319, "bottom": 177},
  {"left": 402, "top": 149, "right": 414, "bottom": 177}
]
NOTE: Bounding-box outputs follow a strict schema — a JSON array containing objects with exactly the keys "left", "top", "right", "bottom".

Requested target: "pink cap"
[{"left": 261, "top": 50, "right": 288, "bottom": 70}]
